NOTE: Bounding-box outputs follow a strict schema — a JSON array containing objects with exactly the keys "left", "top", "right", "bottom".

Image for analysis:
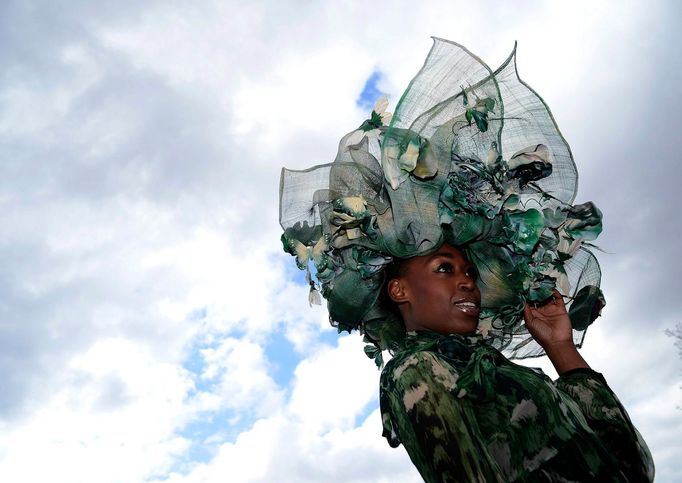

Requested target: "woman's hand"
[
  {"left": 522, "top": 290, "right": 573, "bottom": 350},
  {"left": 523, "top": 290, "right": 590, "bottom": 374}
]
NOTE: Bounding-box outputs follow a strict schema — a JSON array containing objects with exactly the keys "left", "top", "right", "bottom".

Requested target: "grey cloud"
[
  {"left": 0, "top": 4, "right": 243, "bottom": 419},
  {"left": 1, "top": 0, "right": 681, "bottom": 480},
  {"left": 0, "top": 3, "right": 296, "bottom": 420},
  {"left": 549, "top": 5, "right": 682, "bottom": 331}
]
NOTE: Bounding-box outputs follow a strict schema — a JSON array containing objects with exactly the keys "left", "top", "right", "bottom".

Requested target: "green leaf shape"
[
  {"left": 463, "top": 97, "right": 495, "bottom": 132},
  {"left": 483, "top": 98, "right": 495, "bottom": 112},
  {"left": 505, "top": 209, "right": 544, "bottom": 255},
  {"left": 283, "top": 221, "right": 322, "bottom": 246},
  {"left": 527, "top": 276, "right": 555, "bottom": 303},
  {"left": 469, "top": 109, "right": 489, "bottom": 132},
  {"left": 568, "top": 285, "right": 606, "bottom": 331},
  {"left": 280, "top": 233, "right": 291, "bottom": 254},
  {"left": 353, "top": 246, "right": 392, "bottom": 278},
  {"left": 363, "top": 341, "right": 384, "bottom": 368},
  {"left": 280, "top": 234, "right": 309, "bottom": 270},
  {"left": 565, "top": 202, "right": 603, "bottom": 241},
  {"left": 358, "top": 110, "right": 384, "bottom": 132},
  {"left": 542, "top": 207, "right": 568, "bottom": 228}
]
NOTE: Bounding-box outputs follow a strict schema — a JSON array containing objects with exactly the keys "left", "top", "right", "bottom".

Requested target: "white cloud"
[
  {"left": 0, "top": 338, "right": 193, "bottom": 483},
  {"left": 197, "top": 337, "right": 284, "bottom": 417},
  {"left": 161, "top": 337, "right": 420, "bottom": 483},
  {"left": 287, "top": 336, "right": 379, "bottom": 433},
  {"left": 1, "top": 0, "right": 681, "bottom": 482}
]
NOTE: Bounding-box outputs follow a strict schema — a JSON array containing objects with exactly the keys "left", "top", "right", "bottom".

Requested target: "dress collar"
[
  {"left": 404, "top": 330, "right": 483, "bottom": 350},
  {"left": 404, "top": 330, "right": 505, "bottom": 402}
]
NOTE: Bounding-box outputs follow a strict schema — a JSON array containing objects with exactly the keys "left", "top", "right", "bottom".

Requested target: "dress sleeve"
[
  {"left": 380, "top": 351, "right": 504, "bottom": 483},
  {"left": 555, "top": 368, "right": 655, "bottom": 482}
]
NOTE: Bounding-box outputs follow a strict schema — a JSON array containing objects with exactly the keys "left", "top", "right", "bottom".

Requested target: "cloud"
[
  {"left": 1, "top": 0, "right": 681, "bottom": 481},
  {"left": 161, "top": 336, "right": 421, "bottom": 483},
  {"left": 0, "top": 337, "right": 193, "bottom": 482}
]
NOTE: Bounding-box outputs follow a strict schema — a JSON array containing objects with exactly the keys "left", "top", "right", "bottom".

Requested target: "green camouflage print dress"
[{"left": 380, "top": 331, "right": 654, "bottom": 482}]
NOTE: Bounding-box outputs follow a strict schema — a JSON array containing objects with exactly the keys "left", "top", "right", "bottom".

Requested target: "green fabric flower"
[
  {"left": 505, "top": 209, "right": 544, "bottom": 255},
  {"left": 463, "top": 89, "right": 496, "bottom": 132},
  {"left": 565, "top": 202, "right": 603, "bottom": 241}
]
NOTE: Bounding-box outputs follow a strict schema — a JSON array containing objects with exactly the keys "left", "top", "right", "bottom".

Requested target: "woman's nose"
[{"left": 457, "top": 273, "right": 476, "bottom": 291}]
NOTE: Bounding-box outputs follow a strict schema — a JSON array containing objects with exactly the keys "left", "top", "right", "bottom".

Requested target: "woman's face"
[{"left": 388, "top": 244, "right": 481, "bottom": 335}]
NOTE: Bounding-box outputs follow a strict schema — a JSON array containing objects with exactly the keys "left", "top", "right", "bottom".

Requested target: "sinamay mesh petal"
[{"left": 279, "top": 38, "right": 604, "bottom": 364}]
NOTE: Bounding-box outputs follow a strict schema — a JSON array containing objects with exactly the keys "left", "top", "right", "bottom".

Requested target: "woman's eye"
[
  {"left": 466, "top": 267, "right": 479, "bottom": 279},
  {"left": 436, "top": 263, "right": 453, "bottom": 273}
]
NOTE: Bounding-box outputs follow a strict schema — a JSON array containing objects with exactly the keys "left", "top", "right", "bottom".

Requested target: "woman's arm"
[
  {"left": 524, "top": 291, "right": 655, "bottom": 481},
  {"left": 522, "top": 290, "right": 590, "bottom": 374},
  {"left": 555, "top": 370, "right": 655, "bottom": 482}
]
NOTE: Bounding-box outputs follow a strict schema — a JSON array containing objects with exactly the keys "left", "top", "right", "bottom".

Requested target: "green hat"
[{"left": 279, "top": 38, "right": 605, "bottom": 367}]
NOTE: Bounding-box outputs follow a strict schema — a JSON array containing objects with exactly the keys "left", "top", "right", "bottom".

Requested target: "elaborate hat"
[{"left": 279, "top": 38, "right": 605, "bottom": 367}]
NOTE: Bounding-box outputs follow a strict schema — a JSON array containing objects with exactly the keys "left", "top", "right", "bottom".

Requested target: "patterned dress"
[{"left": 380, "top": 331, "right": 654, "bottom": 482}]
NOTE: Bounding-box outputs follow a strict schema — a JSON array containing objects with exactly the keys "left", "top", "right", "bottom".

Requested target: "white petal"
[
  {"left": 557, "top": 272, "right": 571, "bottom": 295},
  {"left": 508, "top": 144, "right": 549, "bottom": 169},
  {"left": 308, "top": 288, "right": 322, "bottom": 306},
  {"left": 383, "top": 160, "right": 402, "bottom": 190},
  {"left": 292, "top": 239, "right": 310, "bottom": 267},
  {"left": 311, "top": 236, "right": 328, "bottom": 264},
  {"left": 341, "top": 195, "right": 367, "bottom": 214},
  {"left": 373, "top": 95, "right": 389, "bottom": 114},
  {"left": 486, "top": 145, "right": 499, "bottom": 165},
  {"left": 557, "top": 236, "right": 581, "bottom": 255},
  {"left": 477, "top": 318, "right": 493, "bottom": 337},
  {"left": 398, "top": 141, "right": 419, "bottom": 171}
]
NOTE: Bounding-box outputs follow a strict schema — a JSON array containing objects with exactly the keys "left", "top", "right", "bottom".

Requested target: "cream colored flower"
[
  {"left": 346, "top": 95, "right": 392, "bottom": 146},
  {"left": 486, "top": 141, "right": 499, "bottom": 166},
  {"left": 543, "top": 267, "right": 571, "bottom": 295},
  {"left": 477, "top": 318, "right": 493, "bottom": 337},
  {"left": 508, "top": 144, "right": 549, "bottom": 169},
  {"left": 382, "top": 136, "right": 421, "bottom": 190},
  {"left": 290, "top": 236, "right": 328, "bottom": 270},
  {"left": 373, "top": 95, "right": 393, "bottom": 125},
  {"left": 340, "top": 195, "right": 367, "bottom": 215},
  {"left": 557, "top": 235, "right": 581, "bottom": 256},
  {"left": 310, "top": 236, "right": 328, "bottom": 267}
]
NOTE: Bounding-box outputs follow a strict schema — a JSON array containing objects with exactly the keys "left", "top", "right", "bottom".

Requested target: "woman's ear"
[{"left": 388, "top": 278, "right": 409, "bottom": 303}]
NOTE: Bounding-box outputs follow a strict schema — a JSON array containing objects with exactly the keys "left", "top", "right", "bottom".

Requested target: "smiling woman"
[
  {"left": 386, "top": 244, "right": 481, "bottom": 335},
  {"left": 278, "top": 38, "right": 654, "bottom": 481},
  {"left": 380, "top": 246, "right": 652, "bottom": 481}
]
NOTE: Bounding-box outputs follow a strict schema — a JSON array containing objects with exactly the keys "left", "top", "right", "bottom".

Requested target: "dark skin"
[
  {"left": 523, "top": 291, "right": 590, "bottom": 374},
  {"left": 387, "top": 243, "right": 589, "bottom": 375}
]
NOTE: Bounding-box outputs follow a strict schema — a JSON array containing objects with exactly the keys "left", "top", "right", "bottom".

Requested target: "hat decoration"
[{"left": 279, "top": 38, "right": 605, "bottom": 367}]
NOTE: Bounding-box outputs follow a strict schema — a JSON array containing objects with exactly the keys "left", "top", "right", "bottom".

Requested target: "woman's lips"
[{"left": 453, "top": 301, "right": 480, "bottom": 317}]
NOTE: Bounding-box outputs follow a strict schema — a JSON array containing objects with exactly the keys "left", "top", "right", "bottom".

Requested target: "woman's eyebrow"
[
  {"left": 428, "top": 252, "right": 474, "bottom": 268},
  {"left": 429, "top": 252, "right": 454, "bottom": 260}
]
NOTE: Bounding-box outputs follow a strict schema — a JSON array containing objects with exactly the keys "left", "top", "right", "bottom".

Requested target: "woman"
[
  {"left": 381, "top": 243, "right": 653, "bottom": 481},
  {"left": 279, "top": 38, "right": 654, "bottom": 481}
]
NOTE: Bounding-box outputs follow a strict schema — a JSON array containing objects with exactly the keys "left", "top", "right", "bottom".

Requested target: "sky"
[{"left": 1, "top": 0, "right": 681, "bottom": 481}]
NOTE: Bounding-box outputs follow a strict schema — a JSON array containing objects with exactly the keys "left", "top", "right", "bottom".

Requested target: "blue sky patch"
[
  {"left": 169, "top": 407, "right": 257, "bottom": 476},
  {"left": 356, "top": 70, "right": 386, "bottom": 110},
  {"left": 264, "top": 329, "right": 300, "bottom": 387}
]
